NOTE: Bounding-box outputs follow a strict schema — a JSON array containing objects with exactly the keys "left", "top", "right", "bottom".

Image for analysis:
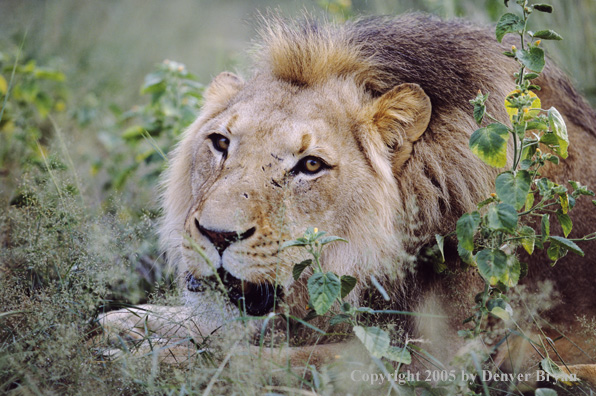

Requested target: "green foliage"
[
  {"left": 282, "top": 228, "right": 412, "bottom": 366},
  {"left": 439, "top": 2, "right": 596, "bottom": 374},
  {"left": 102, "top": 60, "right": 203, "bottom": 190},
  {"left": 0, "top": 47, "right": 68, "bottom": 182}
]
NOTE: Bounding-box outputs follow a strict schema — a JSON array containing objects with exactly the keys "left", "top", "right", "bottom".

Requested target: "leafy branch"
[{"left": 439, "top": 0, "right": 596, "bottom": 339}]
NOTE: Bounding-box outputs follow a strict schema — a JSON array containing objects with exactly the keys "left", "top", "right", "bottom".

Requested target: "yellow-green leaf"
[
  {"left": 556, "top": 211, "right": 573, "bottom": 238},
  {"left": 469, "top": 123, "right": 510, "bottom": 168},
  {"left": 559, "top": 193, "right": 569, "bottom": 214},
  {"left": 519, "top": 225, "right": 536, "bottom": 255},
  {"left": 0, "top": 75, "right": 7, "bottom": 95},
  {"left": 525, "top": 192, "right": 535, "bottom": 211}
]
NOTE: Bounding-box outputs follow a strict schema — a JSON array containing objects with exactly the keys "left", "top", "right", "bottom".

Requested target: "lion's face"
[{"left": 163, "top": 71, "right": 432, "bottom": 316}]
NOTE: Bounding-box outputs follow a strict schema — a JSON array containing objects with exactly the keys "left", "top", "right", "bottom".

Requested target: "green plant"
[
  {"left": 102, "top": 60, "right": 203, "bottom": 190},
  {"left": 434, "top": 0, "right": 596, "bottom": 386},
  {"left": 282, "top": 227, "right": 412, "bottom": 365},
  {"left": 0, "top": 46, "right": 67, "bottom": 183}
]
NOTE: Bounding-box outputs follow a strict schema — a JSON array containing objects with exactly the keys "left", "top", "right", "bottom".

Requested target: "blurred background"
[{"left": 2, "top": 0, "right": 595, "bottom": 108}]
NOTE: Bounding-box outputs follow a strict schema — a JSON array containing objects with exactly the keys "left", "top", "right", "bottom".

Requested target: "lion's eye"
[
  {"left": 294, "top": 156, "right": 328, "bottom": 175},
  {"left": 208, "top": 134, "right": 230, "bottom": 153}
]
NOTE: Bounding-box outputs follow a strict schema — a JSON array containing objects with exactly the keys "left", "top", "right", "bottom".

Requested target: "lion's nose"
[{"left": 195, "top": 218, "right": 256, "bottom": 256}]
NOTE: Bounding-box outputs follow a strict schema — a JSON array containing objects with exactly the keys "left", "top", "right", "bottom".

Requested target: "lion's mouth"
[{"left": 186, "top": 269, "right": 282, "bottom": 316}]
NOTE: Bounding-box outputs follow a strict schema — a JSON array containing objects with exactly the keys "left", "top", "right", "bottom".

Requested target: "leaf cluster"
[
  {"left": 283, "top": 228, "right": 412, "bottom": 365},
  {"left": 439, "top": 1, "right": 596, "bottom": 353}
]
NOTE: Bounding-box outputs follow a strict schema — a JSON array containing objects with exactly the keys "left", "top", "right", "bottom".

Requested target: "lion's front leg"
[{"left": 97, "top": 303, "right": 227, "bottom": 363}]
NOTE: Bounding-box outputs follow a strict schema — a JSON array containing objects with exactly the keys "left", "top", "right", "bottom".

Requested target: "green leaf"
[
  {"left": 495, "top": 171, "right": 532, "bottom": 210},
  {"left": 569, "top": 180, "right": 595, "bottom": 197},
  {"left": 384, "top": 346, "right": 412, "bottom": 364},
  {"left": 469, "top": 123, "right": 510, "bottom": 168},
  {"left": 141, "top": 71, "right": 166, "bottom": 94},
  {"left": 340, "top": 275, "right": 357, "bottom": 299},
  {"left": 559, "top": 193, "right": 569, "bottom": 214},
  {"left": 547, "top": 243, "right": 566, "bottom": 263},
  {"left": 488, "top": 298, "right": 513, "bottom": 320},
  {"left": 353, "top": 326, "right": 390, "bottom": 359},
  {"left": 556, "top": 211, "right": 573, "bottom": 238},
  {"left": 517, "top": 47, "right": 546, "bottom": 73},
  {"left": 533, "top": 4, "right": 554, "bottom": 13},
  {"left": 541, "top": 357, "right": 572, "bottom": 382},
  {"left": 548, "top": 107, "right": 569, "bottom": 158},
  {"left": 519, "top": 225, "right": 536, "bottom": 255},
  {"left": 524, "top": 73, "right": 540, "bottom": 81},
  {"left": 281, "top": 239, "right": 309, "bottom": 250},
  {"left": 330, "top": 314, "right": 351, "bottom": 326},
  {"left": 307, "top": 272, "right": 341, "bottom": 315},
  {"left": 487, "top": 203, "right": 518, "bottom": 233},
  {"left": 473, "top": 103, "right": 486, "bottom": 125},
  {"left": 537, "top": 178, "right": 555, "bottom": 198},
  {"left": 457, "top": 244, "right": 475, "bottom": 265},
  {"left": 318, "top": 236, "right": 348, "bottom": 246},
  {"left": 478, "top": 195, "right": 498, "bottom": 209},
  {"left": 533, "top": 29, "right": 563, "bottom": 41},
  {"left": 435, "top": 234, "right": 446, "bottom": 263},
  {"left": 546, "top": 155, "right": 559, "bottom": 165},
  {"left": 525, "top": 192, "right": 535, "bottom": 211},
  {"left": 456, "top": 212, "right": 481, "bottom": 251},
  {"left": 541, "top": 214, "right": 550, "bottom": 242},
  {"left": 33, "top": 67, "right": 66, "bottom": 82},
  {"left": 122, "top": 125, "right": 146, "bottom": 141},
  {"left": 292, "top": 259, "right": 312, "bottom": 281},
  {"left": 0, "top": 74, "right": 6, "bottom": 95},
  {"left": 549, "top": 236, "right": 584, "bottom": 257},
  {"left": 495, "top": 13, "right": 525, "bottom": 42},
  {"left": 526, "top": 121, "right": 548, "bottom": 131},
  {"left": 476, "top": 249, "right": 508, "bottom": 285},
  {"left": 521, "top": 138, "right": 538, "bottom": 160}
]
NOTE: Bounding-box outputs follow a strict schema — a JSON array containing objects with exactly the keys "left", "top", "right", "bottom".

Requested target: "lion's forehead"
[{"left": 214, "top": 91, "right": 357, "bottom": 161}]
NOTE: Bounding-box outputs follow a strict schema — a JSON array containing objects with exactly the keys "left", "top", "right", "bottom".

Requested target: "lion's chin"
[{"left": 186, "top": 268, "right": 283, "bottom": 317}]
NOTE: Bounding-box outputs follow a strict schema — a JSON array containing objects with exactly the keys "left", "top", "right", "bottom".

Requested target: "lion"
[{"left": 100, "top": 14, "right": 596, "bottom": 388}]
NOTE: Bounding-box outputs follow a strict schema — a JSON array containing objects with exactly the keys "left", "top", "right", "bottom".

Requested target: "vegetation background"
[{"left": 1, "top": 0, "right": 595, "bottom": 394}]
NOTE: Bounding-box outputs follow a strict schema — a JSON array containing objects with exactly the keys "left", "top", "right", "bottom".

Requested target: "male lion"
[{"left": 101, "top": 14, "right": 596, "bottom": 387}]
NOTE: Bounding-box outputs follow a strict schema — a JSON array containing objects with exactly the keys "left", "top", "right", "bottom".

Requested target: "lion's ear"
[
  {"left": 204, "top": 72, "right": 244, "bottom": 109},
  {"left": 370, "top": 83, "right": 432, "bottom": 171}
]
